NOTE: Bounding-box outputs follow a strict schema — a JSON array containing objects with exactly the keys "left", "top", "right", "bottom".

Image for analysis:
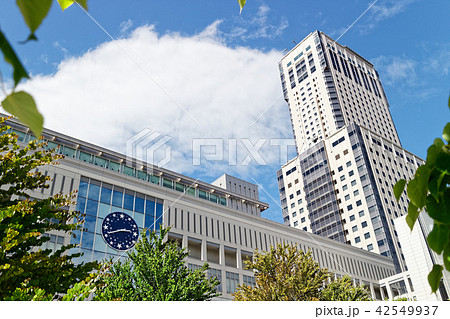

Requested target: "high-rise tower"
[{"left": 277, "top": 31, "right": 422, "bottom": 273}]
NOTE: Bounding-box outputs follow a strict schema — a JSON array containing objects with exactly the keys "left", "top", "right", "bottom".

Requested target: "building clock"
[{"left": 101, "top": 212, "right": 139, "bottom": 251}]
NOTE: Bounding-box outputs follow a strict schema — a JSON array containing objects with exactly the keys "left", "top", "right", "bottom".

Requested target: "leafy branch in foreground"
[
  {"left": 393, "top": 96, "right": 450, "bottom": 293},
  {"left": 0, "top": 1, "right": 88, "bottom": 137}
]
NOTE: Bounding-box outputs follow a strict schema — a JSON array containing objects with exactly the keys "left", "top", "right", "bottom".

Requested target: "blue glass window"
[
  {"left": 84, "top": 214, "right": 97, "bottom": 232},
  {"left": 155, "top": 202, "right": 163, "bottom": 230},
  {"left": 87, "top": 183, "right": 100, "bottom": 201},
  {"left": 76, "top": 196, "right": 86, "bottom": 213},
  {"left": 134, "top": 212, "right": 144, "bottom": 228},
  {"left": 85, "top": 199, "right": 98, "bottom": 217},
  {"left": 100, "top": 185, "right": 112, "bottom": 204},
  {"left": 135, "top": 195, "right": 145, "bottom": 213},
  {"left": 81, "top": 231, "right": 94, "bottom": 251},
  {"left": 95, "top": 218, "right": 104, "bottom": 235},
  {"left": 124, "top": 193, "right": 134, "bottom": 211},
  {"left": 112, "top": 189, "right": 123, "bottom": 207},
  {"left": 156, "top": 202, "right": 163, "bottom": 221},
  {"left": 145, "top": 199, "right": 155, "bottom": 215},
  {"left": 144, "top": 214, "right": 155, "bottom": 230},
  {"left": 78, "top": 180, "right": 88, "bottom": 198},
  {"left": 97, "top": 203, "right": 110, "bottom": 219},
  {"left": 94, "top": 234, "right": 107, "bottom": 252},
  {"left": 71, "top": 229, "right": 81, "bottom": 245}
]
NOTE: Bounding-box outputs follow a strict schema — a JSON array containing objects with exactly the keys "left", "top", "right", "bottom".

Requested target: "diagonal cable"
[
  {"left": 251, "top": 0, "right": 380, "bottom": 127},
  {"left": 73, "top": 1, "right": 200, "bottom": 126}
]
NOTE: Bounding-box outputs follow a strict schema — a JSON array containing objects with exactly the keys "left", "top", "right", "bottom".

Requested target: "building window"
[
  {"left": 351, "top": 180, "right": 357, "bottom": 186},
  {"left": 301, "top": 217, "right": 306, "bottom": 223},
  {"left": 346, "top": 161, "right": 352, "bottom": 167},
  {"left": 226, "top": 271, "right": 240, "bottom": 294},
  {"left": 358, "top": 210, "right": 365, "bottom": 217},
  {"left": 340, "top": 175, "right": 346, "bottom": 181},
  {"left": 352, "top": 225, "right": 358, "bottom": 232},
  {"left": 364, "top": 232, "right": 370, "bottom": 239},
  {"left": 355, "top": 236, "right": 361, "bottom": 243},
  {"left": 343, "top": 185, "right": 348, "bottom": 191},
  {"left": 338, "top": 166, "right": 343, "bottom": 172},
  {"left": 347, "top": 204, "right": 353, "bottom": 211},
  {"left": 243, "top": 275, "right": 256, "bottom": 288},
  {"left": 367, "top": 244, "right": 374, "bottom": 251},
  {"left": 345, "top": 195, "right": 350, "bottom": 201},
  {"left": 350, "top": 215, "right": 355, "bottom": 221},
  {"left": 362, "top": 221, "right": 368, "bottom": 228},
  {"left": 356, "top": 200, "right": 362, "bottom": 206},
  {"left": 294, "top": 221, "right": 298, "bottom": 227},
  {"left": 208, "top": 268, "right": 222, "bottom": 292}
]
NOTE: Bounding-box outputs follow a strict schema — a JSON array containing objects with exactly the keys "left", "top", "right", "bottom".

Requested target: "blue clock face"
[{"left": 101, "top": 212, "right": 139, "bottom": 251}]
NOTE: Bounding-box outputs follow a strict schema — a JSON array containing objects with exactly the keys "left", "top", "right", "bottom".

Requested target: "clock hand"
[{"left": 108, "top": 228, "right": 132, "bottom": 234}]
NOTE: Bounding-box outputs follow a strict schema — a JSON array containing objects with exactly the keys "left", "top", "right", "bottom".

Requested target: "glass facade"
[
  {"left": 71, "top": 176, "right": 163, "bottom": 264},
  {"left": 300, "top": 142, "right": 345, "bottom": 243}
]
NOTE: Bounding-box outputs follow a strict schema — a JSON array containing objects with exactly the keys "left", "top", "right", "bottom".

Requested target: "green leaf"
[
  {"left": 426, "top": 194, "right": 450, "bottom": 225},
  {"left": 237, "top": 0, "right": 246, "bottom": 13},
  {"left": 443, "top": 123, "right": 450, "bottom": 143},
  {"left": 426, "top": 223, "right": 449, "bottom": 254},
  {"left": 16, "top": 0, "right": 53, "bottom": 38},
  {"left": 57, "top": 0, "right": 87, "bottom": 11},
  {"left": 443, "top": 244, "right": 450, "bottom": 272},
  {"left": 428, "top": 170, "right": 446, "bottom": 198},
  {"left": 0, "top": 30, "right": 29, "bottom": 87},
  {"left": 433, "top": 138, "right": 445, "bottom": 149},
  {"left": 428, "top": 264, "right": 443, "bottom": 294},
  {"left": 405, "top": 202, "right": 419, "bottom": 230},
  {"left": 393, "top": 179, "right": 406, "bottom": 202},
  {"left": 426, "top": 144, "right": 439, "bottom": 167},
  {"left": 436, "top": 152, "right": 450, "bottom": 174},
  {"left": 1, "top": 91, "right": 43, "bottom": 137},
  {"left": 407, "top": 165, "right": 431, "bottom": 208}
]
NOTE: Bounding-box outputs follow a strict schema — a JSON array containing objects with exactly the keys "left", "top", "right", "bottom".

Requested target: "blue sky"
[{"left": 1, "top": 0, "right": 449, "bottom": 224}]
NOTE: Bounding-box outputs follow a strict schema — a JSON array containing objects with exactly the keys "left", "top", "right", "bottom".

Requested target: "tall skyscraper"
[{"left": 277, "top": 31, "right": 422, "bottom": 273}]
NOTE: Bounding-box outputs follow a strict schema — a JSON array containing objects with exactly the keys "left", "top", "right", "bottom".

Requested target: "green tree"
[
  {"left": 0, "top": 117, "right": 99, "bottom": 300},
  {"left": 98, "top": 226, "right": 220, "bottom": 301},
  {"left": 233, "top": 243, "right": 329, "bottom": 301},
  {"left": 319, "top": 275, "right": 372, "bottom": 301},
  {"left": 393, "top": 97, "right": 450, "bottom": 293},
  {"left": 233, "top": 243, "right": 371, "bottom": 301}
]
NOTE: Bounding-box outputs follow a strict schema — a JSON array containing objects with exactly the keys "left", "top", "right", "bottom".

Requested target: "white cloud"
[
  {"left": 17, "top": 23, "right": 292, "bottom": 182},
  {"left": 229, "top": 5, "right": 289, "bottom": 41},
  {"left": 372, "top": 55, "right": 416, "bottom": 86},
  {"left": 371, "top": 0, "right": 418, "bottom": 22},
  {"left": 119, "top": 19, "right": 134, "bottom": 36}
]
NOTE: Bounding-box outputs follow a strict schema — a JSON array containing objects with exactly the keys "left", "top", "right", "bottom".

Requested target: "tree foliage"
[
  {"left": 319, "top": 275, "right": 372, "bottom": 301},
  {"left": 394, "top": 97, "right": 450, "bottom": 293},
  {"left": 233, "top": 243, "right": 371, "bottom": 301},
  {"left": 0, "top": 1, "right": 88, "bottom": 137},
  {"left": 98, "top": 226, "right": 220, "bottom": 301},
  {"left": 0, "top": 118, "right": 98, "bottom": 300}
]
